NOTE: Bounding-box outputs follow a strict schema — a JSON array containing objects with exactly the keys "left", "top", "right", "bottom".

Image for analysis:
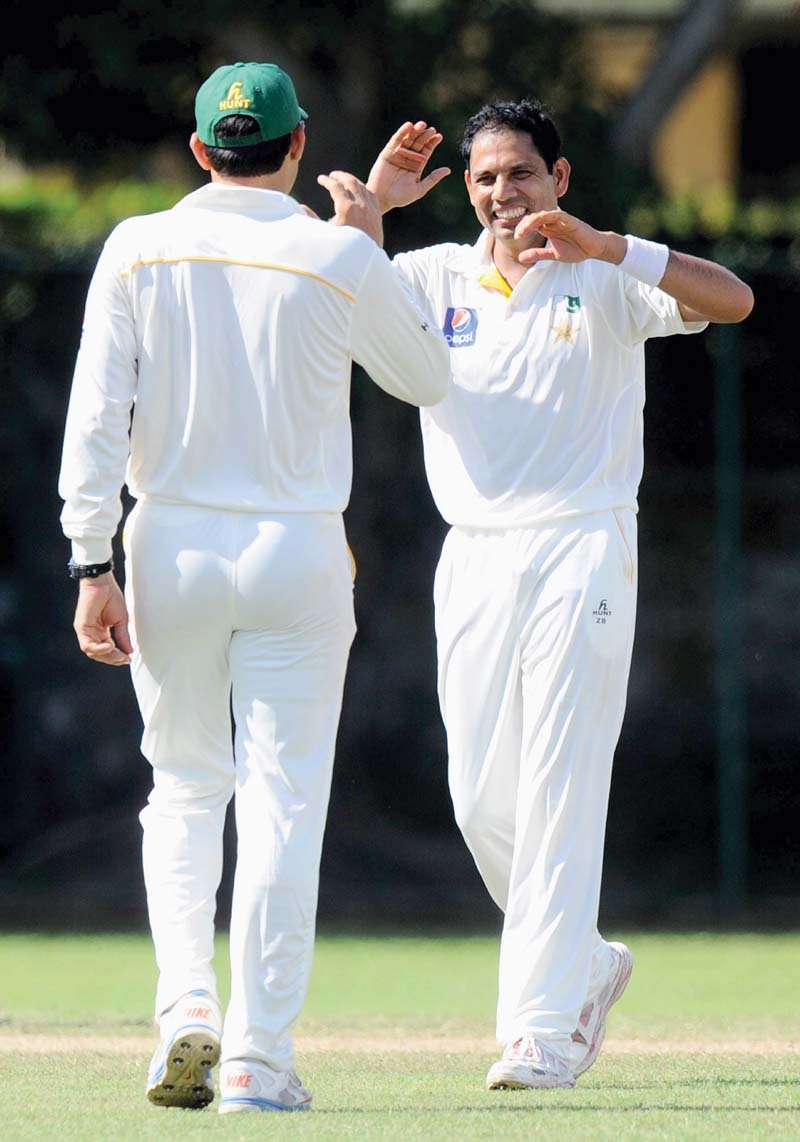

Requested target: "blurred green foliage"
[
  {"left": 2, "top": 174, "right": 797, "bottom": 262},
  {"left": 0, "top": 175, "right": 190, "bottom": 260},
  {"left": 1, "top": 0, "right": 796, "bottom": 258},
  {"left": 629, "top": 192, "right": 800, "bottom": 243},
  {"left": 1, "top": 0, "right": 650, "bottom": 258}
]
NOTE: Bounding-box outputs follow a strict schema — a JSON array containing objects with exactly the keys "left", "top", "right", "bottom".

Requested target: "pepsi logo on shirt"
[{"left": 443, "top": 306, "right": 479, "bottom": 347}]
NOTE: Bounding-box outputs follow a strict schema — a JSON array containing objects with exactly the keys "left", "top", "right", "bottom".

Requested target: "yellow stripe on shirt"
[{"left": 121, "top": 256, "right": 356, "bottom": 302}]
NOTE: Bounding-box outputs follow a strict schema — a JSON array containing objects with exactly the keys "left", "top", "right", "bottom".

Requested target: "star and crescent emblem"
[{"left": 551, "top": 321, "right": 579, "bottom": 345}]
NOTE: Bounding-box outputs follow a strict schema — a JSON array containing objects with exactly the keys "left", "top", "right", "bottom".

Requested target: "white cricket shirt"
[
  {"left": 59, "top": 183, "right": 450, "bottom": 563},
  {"left": 393, "top": 231, "right": 707, "bottom": 529}
]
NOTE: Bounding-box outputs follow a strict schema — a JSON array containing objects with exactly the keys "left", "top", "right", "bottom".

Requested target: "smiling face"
[{"left": 465, "top": 128, "right": 570, "bottom": 256}]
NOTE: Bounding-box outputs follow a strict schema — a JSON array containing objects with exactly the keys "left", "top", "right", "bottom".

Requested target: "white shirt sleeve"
[
  {"left": 620, "top": 274, "right": 709, "bottom": 344},
  {"left": 58, "top": 229, "right": 138, "bottom": 562},
  {"left": 350, "top": 245, "right": 450, "bottom": 407},
  {"left": 390, "top": 250, "right": 440, "bottom": 326}
]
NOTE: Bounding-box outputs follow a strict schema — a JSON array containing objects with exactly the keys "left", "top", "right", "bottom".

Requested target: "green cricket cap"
[{"left": 195, "top": 62, "right": 308, "bottom": 148}]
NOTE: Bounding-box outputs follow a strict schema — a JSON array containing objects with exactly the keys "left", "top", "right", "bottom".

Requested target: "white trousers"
[
  {"left": 434, "top": 511, "right": 638, "bottom": 1055},
  {"left": 124, "top": 500, "right": 356, "bottom": 1071}
]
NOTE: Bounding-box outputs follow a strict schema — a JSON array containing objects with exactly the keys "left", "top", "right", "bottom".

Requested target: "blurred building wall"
[{"left": 542, "top": 0, "right": 799, "bottom": 196}]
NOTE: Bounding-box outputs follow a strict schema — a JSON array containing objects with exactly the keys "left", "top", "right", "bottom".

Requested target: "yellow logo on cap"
[{"left": 218, "top": 81, "right": 253, "bottom": 111}]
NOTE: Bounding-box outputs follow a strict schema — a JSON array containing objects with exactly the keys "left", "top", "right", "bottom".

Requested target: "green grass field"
[{"left": 1, "top": 932, "right": 798, "bottom": 1139}]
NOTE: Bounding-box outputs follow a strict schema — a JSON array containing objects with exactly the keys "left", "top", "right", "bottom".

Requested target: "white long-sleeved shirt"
[
  {"left": 393, "top": 232, "right": 707, "bottom": 529},
  {"left": 59, "top": 183, "right": 450, "bottom": 562}
]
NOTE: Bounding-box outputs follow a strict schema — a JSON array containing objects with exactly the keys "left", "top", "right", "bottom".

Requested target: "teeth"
[{"left": 495, "top": 207, "right": 526, "bottom": 221}]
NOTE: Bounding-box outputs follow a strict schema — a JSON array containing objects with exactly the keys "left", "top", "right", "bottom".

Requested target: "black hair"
[
  {"left": 203, "top": 115, "right": 294, "bottom": 177},
  {"left": 460, "top": 99, "right": 562, "bottom": 172}
]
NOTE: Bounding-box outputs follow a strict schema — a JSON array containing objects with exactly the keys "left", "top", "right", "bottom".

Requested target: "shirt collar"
[
  {"left": 174, "top": 183, "right": 306, "bottom": 219},
  {"left": 447, "top": 231, "right": 515, "bottom": 298},
  {"left": 477, "top": 264, "right": 513, "bottom": 298},
  {"left": 447, "top": 230, "right": 494, "bottom": 274},
  {"left": 449, "top": 228, "right": 550, "bottom": 297}
]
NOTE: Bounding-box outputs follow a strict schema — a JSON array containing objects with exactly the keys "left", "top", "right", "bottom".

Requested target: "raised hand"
[
  {"left": 515, "top": 210, "right": 614, "bottom": 266},
  {"left": 318, "top": 171, "right": 383, "bottom": 246},
  {"left": 367, "top": 121, "right": 451, "bottom": 213}
]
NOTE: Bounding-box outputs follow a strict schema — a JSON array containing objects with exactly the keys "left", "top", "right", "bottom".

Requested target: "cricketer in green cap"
[{"left": 195, "top": 62, "right": 308, "bottom": 148}]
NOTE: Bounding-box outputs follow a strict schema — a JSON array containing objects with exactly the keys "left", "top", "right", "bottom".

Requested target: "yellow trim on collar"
[
  {"left": 477, "top": 265, "right": 512, "bottom": 298},
  {"left": 121, "top": 256, "right": 355, "bottom": 302}
]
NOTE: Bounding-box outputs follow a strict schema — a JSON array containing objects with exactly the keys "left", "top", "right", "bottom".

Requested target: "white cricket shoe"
[
  {"left": 146, "top": 989, "right": 222, "bottom": 1109},
  {"left": 571, "top": 941, "right": 633, "bottom": 1077},
  {"left": 218, "top": 1058, "right": 312, "bottom": 1113},
  {"left": 486, "top": 1036, "right": 575, "bottom": 1090}
]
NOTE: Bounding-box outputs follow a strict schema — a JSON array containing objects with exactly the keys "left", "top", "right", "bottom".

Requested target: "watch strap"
[{"left": 67, "top": 557, "right": 115, "bottom": 580}]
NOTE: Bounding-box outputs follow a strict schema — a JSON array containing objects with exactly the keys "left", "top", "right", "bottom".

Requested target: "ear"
[
  {"left": 189, "top": 132, "right": 212, "bottom": 171},
  {"left": 553, "top": 156, "right": 571, "bottom": 199},
  {"left": 464, "top": 167, "right": 476, "bottom": 206},
  {"left": 289, "top": 121, "right": 306, "bottom": 162}
]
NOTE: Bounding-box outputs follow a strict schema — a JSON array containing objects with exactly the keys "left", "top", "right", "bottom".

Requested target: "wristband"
[
  {"left": 67, "top": 556, "right": 114, "bottom": 580},
  {"left": 619, "top": 234, "right": 669, "bottom": 287}
]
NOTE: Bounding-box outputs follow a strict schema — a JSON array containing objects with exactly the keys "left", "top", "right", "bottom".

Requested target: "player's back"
[{"left": 112, "top": 184, "right": 381, "bottom": 514}]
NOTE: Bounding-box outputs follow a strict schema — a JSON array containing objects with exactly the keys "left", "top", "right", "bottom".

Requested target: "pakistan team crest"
[{"left": 551, "top": 294, "right": 582, "bottom": 345}]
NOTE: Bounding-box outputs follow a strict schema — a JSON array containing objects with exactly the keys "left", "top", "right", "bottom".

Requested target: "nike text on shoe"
[
  {"left": 146, "top": 989, "right": 222, "bottom": 1109},
  {"left": 486, "top": 1036, "right": 575, "bottom": 1090},
  {"left": 218, "top": 1059, "right": 312, "bottom": 1113},
  {"left": 571, "top": 941, "right": 634, "bottom": 1077}
]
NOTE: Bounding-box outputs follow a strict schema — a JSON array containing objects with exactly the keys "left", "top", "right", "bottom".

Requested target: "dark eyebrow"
[{"left": 472, "top": 162, "right": 538, "bottom": 179}]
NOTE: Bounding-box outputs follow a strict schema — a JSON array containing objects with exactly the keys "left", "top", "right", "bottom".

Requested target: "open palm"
[{"left": 367, "top": 121, "right": 451, "bottom": 212}]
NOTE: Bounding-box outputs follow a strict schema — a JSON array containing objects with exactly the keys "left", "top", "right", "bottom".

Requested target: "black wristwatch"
[{"left": 67, "top": 556, "right": 115, "bottom": 580}]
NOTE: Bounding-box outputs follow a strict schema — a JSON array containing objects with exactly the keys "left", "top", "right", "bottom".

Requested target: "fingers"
[
  {"left": 329, "top": 170, "right": 367, "bottom": 193},
  {"left": 318, "top": 171, "right": 378, "bottom": 212},
  {"left": 514, "top": 214, "right": 538, "bottom": 240},
  {"left": 383, "top": 121, "right": 443, "bottom": 163},
  {"left": 515, "top": 208, "right": 570, "bottom": 261},
  {"left": 419, "top": 166, "right": 451, "bottom": 194},
  {"left": 75, "top": 628, "right": 131, "bottom": 666},
  {"left": 518, "top": 247, "right": 557, "bottom": 266},
  {"left": 113, "top": 619, "right": 133, "bottom": 656},
  {"left": 318, "top": 171, "right": 382, "bottom": 243},
  {"left": 390, "top": 147, "right": 428, "bottom": 171},
  {"left": 514, "top": 210, "right": 563, "bottom": 240},
  {"left": 317, "top": 173, "right": 351, "bottom": 207},
  {"left": 407, "top": 124, "right": 442, "bottom": 155},
  {"left": 382, "top": 121, "right": 417, "bottom": 152},
  {"left": 318, "top": 171, "right": 364, "bottom": 199},
  {"left": 89, "top": 645, "right": 131, "bottom": 666},
  {"left": 299, "top": 203, "right": 320, "bottom": 219}
]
